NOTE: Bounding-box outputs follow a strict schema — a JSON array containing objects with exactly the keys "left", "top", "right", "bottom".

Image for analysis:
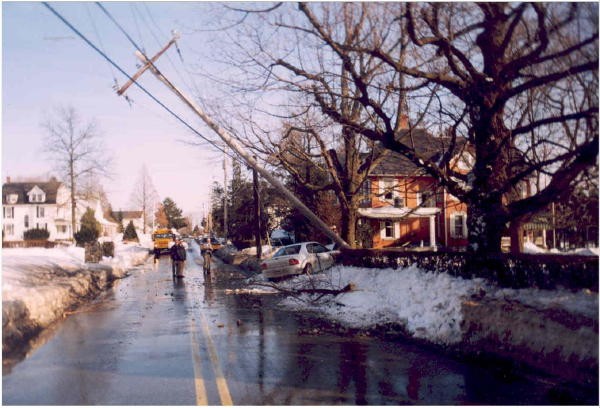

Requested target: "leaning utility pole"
[{"left": 121, "top": 38, "right": 349, "bottom": 249}]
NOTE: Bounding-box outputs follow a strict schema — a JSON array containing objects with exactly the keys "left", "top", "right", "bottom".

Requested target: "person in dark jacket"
[{"left": 170, "top": 239, "right": 187, "bottom": 277}]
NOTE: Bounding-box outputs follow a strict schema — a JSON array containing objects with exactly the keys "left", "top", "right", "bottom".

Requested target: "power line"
[
  {"left": 41, "top": 2, "right": 240, "bottom": 164},
  {"left": 95, "top": 1, "right": 233, "bottom": 159},
  {"left": 95, "top": 2, "right": 145, "bottom": 57},
  {"left": 85, "top": 3, "right": 117, "bottom": 85},
  {"left": 137, "top": 3, "right": 198, "bottom": 97}
]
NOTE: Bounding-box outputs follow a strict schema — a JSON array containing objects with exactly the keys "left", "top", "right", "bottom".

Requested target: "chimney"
[
  {"left": 399, "top": 113, "right": 409, "bottom": 130},
  {"left": 6, "top": 176, "right": 10, "bottom": 183},
  {"left": 399, "top": 95, "right": 409, "bottom": 130}
]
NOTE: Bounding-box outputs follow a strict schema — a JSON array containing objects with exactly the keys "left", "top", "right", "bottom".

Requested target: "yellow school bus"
[{"left": 152, "top": 228, "right": 174, "bottom": 257}]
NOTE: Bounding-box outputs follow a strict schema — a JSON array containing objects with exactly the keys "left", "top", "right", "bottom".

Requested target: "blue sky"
[{"left": 2, "top": 2, "right": 231, "bottom": 223}]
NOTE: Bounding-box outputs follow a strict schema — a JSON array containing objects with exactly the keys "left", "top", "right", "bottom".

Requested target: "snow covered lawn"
[{"left": 2, "top": 242, "right": 150, "bottom": 355}]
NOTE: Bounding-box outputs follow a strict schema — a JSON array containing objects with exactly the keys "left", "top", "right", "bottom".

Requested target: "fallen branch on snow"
[{"left": 251, "top": 281, "right": 356, "bottom": 302}]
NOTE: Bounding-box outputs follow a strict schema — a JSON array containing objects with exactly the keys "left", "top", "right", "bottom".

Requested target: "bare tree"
[
  {"left": 129, "top": 165, "right": 159, "bottom": 234},
  {"left": 42, "top": 106, "right": 112, "bottom": 237},
  {"left": 213, "top": 2, "right": 598, "bottom": 255}
]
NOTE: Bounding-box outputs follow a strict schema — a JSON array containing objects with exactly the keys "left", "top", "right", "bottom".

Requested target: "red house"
[{"left": 357, "top": 130, "right": 471, "bottom": 250}]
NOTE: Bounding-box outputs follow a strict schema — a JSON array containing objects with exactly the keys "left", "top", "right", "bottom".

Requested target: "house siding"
[{"left": 364, "top": 175, "right": 469, "bottom": 250}]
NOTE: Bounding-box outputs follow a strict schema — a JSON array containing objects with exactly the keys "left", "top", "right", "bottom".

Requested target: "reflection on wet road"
[{"left": 2, "top": 253, "right": 593, "bottom": 405}]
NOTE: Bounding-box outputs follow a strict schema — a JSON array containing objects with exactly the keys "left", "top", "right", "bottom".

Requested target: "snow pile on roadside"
[
  {"left": 523, "top": 241, "right": 546, "bottom": 254},
  {"left": 526, "top": 242, "right": 600, "bottom": 256},
  {"left": 2, "top": 242, "right": 150, "bottom": 354},
  {"left": 102, "top": 242, "right": 152, "bottom": 277},
  {"left": 570, "top": 247, "right": 600, "bottom": 256},
  {"left": 269, "top": 265, "right": 487, "bottom": 344},
  {"left": 492, "top": 286, "right": 598, "bottom": 319},
  {"left": 257, "top": 264, "right": 598, "bottom": 346}
]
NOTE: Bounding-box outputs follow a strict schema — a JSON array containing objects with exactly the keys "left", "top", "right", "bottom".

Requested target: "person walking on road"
[
  {"left": 203, "top": 241, "right": 213, "bottom": 275},
  {"left": 171, "top": 239, "right": 187, "bottom": 278}
]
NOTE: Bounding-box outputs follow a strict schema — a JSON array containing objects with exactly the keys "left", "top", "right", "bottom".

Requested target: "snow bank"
[
  {"left": 258, "top": 266, "right": 486, "bottom": 344},
  {"left": 252, "top": 264, "right": 598, "bottom": 347},
  {"left": 523, "top": 241, "right": 547, "bottom": 254},
  {"left": 2, "top": 242, "right": 151, "bottom": 356}
]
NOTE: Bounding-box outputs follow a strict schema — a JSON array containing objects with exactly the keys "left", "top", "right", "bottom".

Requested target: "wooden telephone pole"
[{"left": 118, "top": 37, "right": 349, "bottom": 249}]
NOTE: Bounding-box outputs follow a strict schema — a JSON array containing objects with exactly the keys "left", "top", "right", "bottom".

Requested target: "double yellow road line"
[{"left": 190, "top": 313, "right": 233, "bottom": 405}]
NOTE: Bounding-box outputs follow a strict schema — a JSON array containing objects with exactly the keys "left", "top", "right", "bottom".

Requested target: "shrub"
[
  {"left": 23, "top": 228, "right": 50, "bottom": 241},
  {"left": 74, "top": 228, "right": 99, "bottom": 247},
  {"left": 123, "top": 220, "right": 139, "bottom": 242},
  {"left": 75, "top": 207, "right": 101, "bottom": 247}
]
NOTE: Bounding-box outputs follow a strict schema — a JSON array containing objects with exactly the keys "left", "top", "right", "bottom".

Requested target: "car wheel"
[{"left": 303, "top": 263, "right": 313, "bottom": 275}]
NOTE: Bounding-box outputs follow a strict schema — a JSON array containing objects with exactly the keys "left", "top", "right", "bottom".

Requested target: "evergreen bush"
[
  {"left": 123, "top": 220, "right": 139, "bottom": 241},
  {"left": 75, "top": 207, "right": 101, "bottom": 247},
  {"left": 23, "top": 228, "right": 50, "bottom": 240}
]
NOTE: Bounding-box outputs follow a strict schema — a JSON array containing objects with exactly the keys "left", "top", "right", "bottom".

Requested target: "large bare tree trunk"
[{"left": 509, "top": 219, "right": 524, "bottom": 254}]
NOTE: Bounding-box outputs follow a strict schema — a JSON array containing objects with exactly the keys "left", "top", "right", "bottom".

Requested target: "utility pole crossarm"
[{"left": 116, "top": 37, "right": 178, "bottom": 96}]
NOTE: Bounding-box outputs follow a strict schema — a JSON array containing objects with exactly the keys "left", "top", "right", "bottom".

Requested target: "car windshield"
[{"left": 274, "top": 245, "right": 301, "bottom": 257}]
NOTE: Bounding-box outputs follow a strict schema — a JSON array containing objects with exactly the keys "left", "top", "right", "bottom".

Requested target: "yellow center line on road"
[
  {"left": 190, "top": 319, "right": 208, "bottom": 405},
  {"left": 199, "top": 312, "right": 234, "bottom": 406}
]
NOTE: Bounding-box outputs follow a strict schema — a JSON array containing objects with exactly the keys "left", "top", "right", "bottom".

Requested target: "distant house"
[
  {"left": 76, "top": 199, "right": 119, "bottom": 238},
  {"left": 357, "top": 130, "right": 470, "bottom": 250},
  {"left": 2, "top": 178, "right": 72, "bottom": 241},
  {"left": 114, "top": 211, "right": 145, "bottom": 234}
]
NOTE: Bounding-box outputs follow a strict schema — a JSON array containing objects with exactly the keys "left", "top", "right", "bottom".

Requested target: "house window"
[
  {"left": 417, "top": 191, "right": 436, "bottom": 207},
  {"left": 57, "top": 225, "right": 67, "bottom": 234},
  {"left": 359, "top": 179, "right": 371, "bottom": 205},
  {"left": 451, "top": 212, "right": 467, "bottom": 238},
  {"left": 380, "top": 178, "right": 396, "bottom": 201},
  {"left": 24, "top": 215, "right": 29, "bottom": 228},
  {"left": 3, "top": 224, "right": 14, "bottom": 236},
  {"left": 29, "top": 192, "right": 45, "bottom": 203},
  {"left": 37, "top": 206, "right": 45, "bottom": 218},
  {"left": 7, "top": 194, "right": 18, "bottom": 204},
  {"left": 382, "top": 221, "right": 395, "bottom": 239},
  {"left": 3, "top": 207, "right": 14, "bottom": 219}
]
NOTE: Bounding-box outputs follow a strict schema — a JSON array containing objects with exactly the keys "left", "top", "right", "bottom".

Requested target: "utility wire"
[
  {"left": 41, "top": 2, "right": 240, "bottom": 164},
  {"left": 96, "top": 1, "right": 228, "bottom": 158},
  {"left": 85, "top": 3, "right": 118, "bottom": 86},
  {"left": 94, "top": 2, "right": 244, "bottom": 167},
  {"left": 95, "top": 2, "right": 145, "bottom": 57},
  {"left": 129, "top": 3, "right": 146, "bottom": 54},
  {"left": 137, "top": 3, "right": 198, "bottom": 97}
]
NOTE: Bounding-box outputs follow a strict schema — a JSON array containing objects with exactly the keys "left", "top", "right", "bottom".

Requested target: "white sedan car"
[{"left": 260, "top": 242, "right": 335, "bottom": 279}]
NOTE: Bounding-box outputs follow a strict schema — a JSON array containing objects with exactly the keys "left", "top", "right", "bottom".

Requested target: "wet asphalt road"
[{"left": 3, "top": 251, "right": 595, "bottom": 405}]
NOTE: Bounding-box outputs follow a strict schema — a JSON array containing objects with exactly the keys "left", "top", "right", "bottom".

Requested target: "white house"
[
  {"left": 2, "top": 178, "right": 119, "bottom": 242},
  {"left": 2, "top": 178, "right": 72, "bottom": 241}
]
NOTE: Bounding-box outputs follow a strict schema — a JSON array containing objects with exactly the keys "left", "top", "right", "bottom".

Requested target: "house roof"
[
  {"left": 2, "top": 180, "right": 63, "bottom": 205},
  {"left": 117, "top": 211, "right": 144, "bottom": 219},
  {"left": 369, "top": 129, "right": 468, "bottom": 176}
]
